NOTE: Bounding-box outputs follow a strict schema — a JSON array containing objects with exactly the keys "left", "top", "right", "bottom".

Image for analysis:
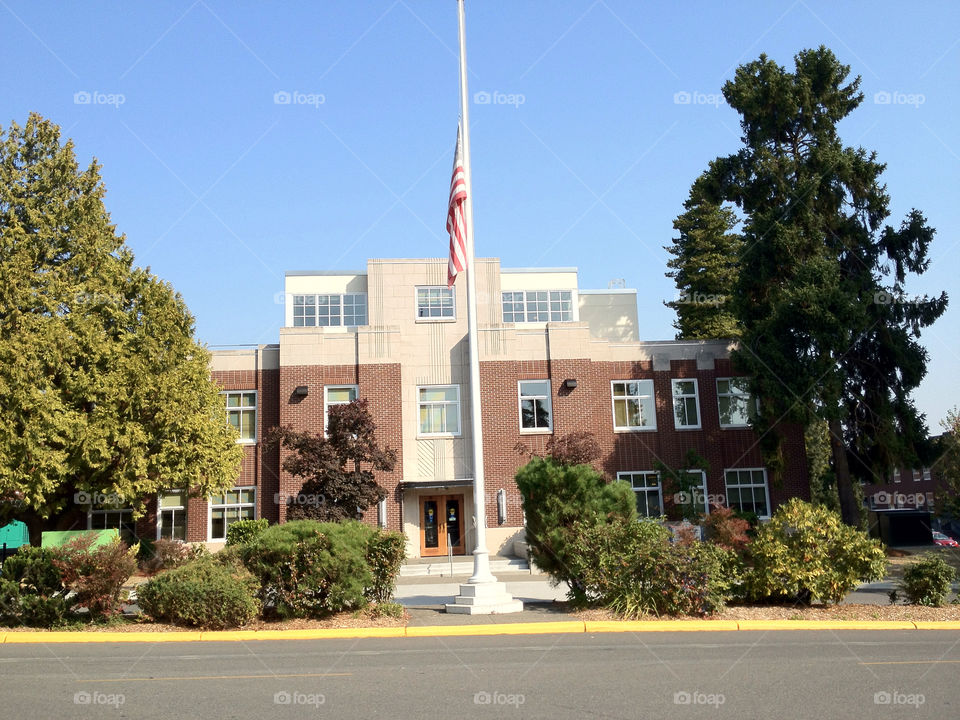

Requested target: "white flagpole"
[{"left": 456, "top": 0, "right": 494, "bottom": 585}]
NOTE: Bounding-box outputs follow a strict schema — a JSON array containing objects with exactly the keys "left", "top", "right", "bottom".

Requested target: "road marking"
[
  {"left": 79, "top": 672, "right": 352, "bottom": 683},
  {"left": 860, "top": 660, "right": 960, "bottom": 665}
]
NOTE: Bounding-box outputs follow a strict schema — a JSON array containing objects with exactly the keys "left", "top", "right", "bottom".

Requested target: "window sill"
[
  {"left": 415, "top": 317, "right": 457, "bottom": 323},
  {"left": 519, "top": 428, "right": 554, "bottom": 435},
  {"left": 417, "top": 433, "right": 462, "bottom": 439},
  {"left": 235, "top": 439, "right": 257, "bottom": 445},
  {"left": 613, "top": 427, "right": 658, "bottom": 433},
  {"left": 674, "top": 425, "right": 702, "bottom": 431},
  {"left": 719, "top": 424, "right": 751, "bottom": 430}
]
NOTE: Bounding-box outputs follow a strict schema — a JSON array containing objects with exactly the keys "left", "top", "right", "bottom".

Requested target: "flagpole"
[{"left": 456, "top": 0, "right": 494, "bottom": 585}]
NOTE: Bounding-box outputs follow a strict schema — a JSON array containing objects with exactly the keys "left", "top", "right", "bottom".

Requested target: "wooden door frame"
[{"left": 419, "top": 493, "right": 466, "bottom": 557}]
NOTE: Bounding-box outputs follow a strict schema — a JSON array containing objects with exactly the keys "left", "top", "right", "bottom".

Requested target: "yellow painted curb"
[
  {"left": 585, "top": 620, "right": 740, "bottom": 633},
  {"left": 405, "top": 621, "right": 586, "bottom": 637},
  {"left": 239, "top": 628, "right": 407, "bottom": 641},
  {"left": 4, "top": 631, "right": 204, "bottom": 643},
  {"left": 736, "top": 620, "right": 918, "bottom": 631},
  {"left": 914, "top": 621, "right": 960, "bottom": 630}
]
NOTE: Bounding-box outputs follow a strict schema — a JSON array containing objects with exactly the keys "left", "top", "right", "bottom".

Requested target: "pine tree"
[{"left": 0, "top": 113, "right": 243, "bottom": 534}]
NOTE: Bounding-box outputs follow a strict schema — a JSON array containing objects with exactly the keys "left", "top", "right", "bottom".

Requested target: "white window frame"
[
  {"left": 292, "top": 293, "right": 367, "bottom": 327},
  {"left": 416, "top": 286, "right": 456, "bottom": 321},
  {"left": 324, "top": 385, "right": 358, "bottom": 433},
  {"left": 223, "top": 390, "right": 257, "bottom": 443},
  {"left": 417, "top": 385, "right": 461, "bottom": 437},
  {"left": 723, "top": 468, "right": 771, "bottom": 519},
  {"left": 671, "top": 378, "right": 701, "bottom": 430},
  {"left": 893, "top": 468, "right": 901, "bottom": 484},
  {"left": 618, "top": 471, "right": 663, "bottom": 518},
  {"left": 922, "top": 468, "right": 932, "bottom": 482},
  {"left": 208, "top": 487, "right": 257, "bottom": 541},
  {"left": 501, "top": 290, "right": 574, "bottom": 323},
  {"left": 716, "top": 377, "right": 754, "bottom": 428},
  {"left": 157, "top": 489, "right": 187, "bottom": 541},
  {"left": 518, "top": 380, "right": 553, "bottom": 433},
  {"left": 670, "top": 469, "right": 710, "bottom": 516},
  {"left": 611, "top": 379, "right": 657, "bottom": 431}
]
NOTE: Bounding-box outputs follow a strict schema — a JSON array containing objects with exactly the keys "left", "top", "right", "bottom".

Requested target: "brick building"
[{"left": 129, "top": 258, "right": 811, "bottom": 557}]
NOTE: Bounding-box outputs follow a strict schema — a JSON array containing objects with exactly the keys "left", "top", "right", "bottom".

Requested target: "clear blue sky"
[{"left": 2, "top": 0, "right": 957, "bottom": 430}]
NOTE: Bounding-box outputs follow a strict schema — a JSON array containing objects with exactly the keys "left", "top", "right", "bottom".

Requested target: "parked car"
[{"left": 932, "top": 531, "right": 959, "bottom": 547}]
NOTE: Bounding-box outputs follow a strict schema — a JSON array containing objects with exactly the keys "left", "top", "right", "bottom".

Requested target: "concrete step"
[{"left": 399, "top": 556, "right": 530, "bottom": 577}]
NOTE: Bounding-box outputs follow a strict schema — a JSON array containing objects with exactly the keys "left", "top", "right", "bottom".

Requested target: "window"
[
  {"left": 89, "top": 508, "right": 134, "bottom": 532},
  {"left": 893, "top": 468, "right": 901, "bottom": 484},
  {"left": 619, "top": 471, "right": 662, "bottom": 518},
  {"left": 324, "top": 385, "right": 358, "bottom": 430},
  {"left": 611, "top": 380, "right": 656, "bottom": 430},
  {"left": 922, "top": 468, "right": 932, "bottom": 482},
  {"left": 224, "top": 391, "right": 256, "bottom": 442},
  {"left": 292, "top": 293, "right": 367, "bottom": 327},
  {"left": 158, "top": 490, "right": 187, "bottom": 541},
  {"left": 716, "top": 377, "right": 754, "bottom": 427},
  {"left": 209, "top": 488, "right": 256, "bottom": 541},
  {"left": 418, "top": 385, "right": 461, "bottom": 436},
  {"left": 416, "top": 287, "right": 455, "bottom": 319},
  {"left": 519, "top": 380, "right": 552, "bottom": 432},
  {"left": 724, "top": 469, "right": 770, "bottom": 518},
  {"left": 671, "top": 379, "right": 701, "bottom": 429},
  {"left": 501, "top": 290, "right": 573, "bottom": 323},
  {"left": 667, "top": 469, "right": 709, "bottom": 516}
]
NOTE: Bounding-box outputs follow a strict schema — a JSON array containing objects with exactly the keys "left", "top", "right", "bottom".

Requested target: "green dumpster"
[
  {"left": 0, "top": 519, "right": 30, "bottom": 560},
  {"left": 41, "top": 528, "right": 120, "bottom": 549}
]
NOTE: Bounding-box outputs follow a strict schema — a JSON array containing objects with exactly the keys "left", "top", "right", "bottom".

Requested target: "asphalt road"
[{"left": 1, "top": 631, "right": 957, "bottom": 719}]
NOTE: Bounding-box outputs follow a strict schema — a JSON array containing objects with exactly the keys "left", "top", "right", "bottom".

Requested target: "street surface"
[{"left": 1, "top": 631, "right": 957, "bottom": 718}]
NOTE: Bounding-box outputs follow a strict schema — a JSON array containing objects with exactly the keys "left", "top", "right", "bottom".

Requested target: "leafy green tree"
[
  {"left": 664, "top": 179, "right": 743, "bottom": 339},
  {"left": 699, "top": 48, "right": 946, "bottom": 526},
  {"left": 271, "top": 399, "right": 395, "bottom": 522},
  {"left": 0, "top": 113, "right": 243, "bottom": 536},
  {"left": 934, "top": 408, "right": 960, "bottom": 517}
]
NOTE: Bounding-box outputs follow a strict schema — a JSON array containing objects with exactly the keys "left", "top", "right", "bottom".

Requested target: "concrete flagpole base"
[{"left": 445, "top": 581, "right": 524, "bottom": 615}]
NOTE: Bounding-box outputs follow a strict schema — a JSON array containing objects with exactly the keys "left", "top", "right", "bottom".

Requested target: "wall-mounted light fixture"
[
  {"left": 563, "top": 379, "right": 578, "bottom": 390},
  {"left": 294, "top": 385, "right": 309, "bottom": 397},
  {"left": 497, "top": 488, "right": 507, "bottom": 525}
]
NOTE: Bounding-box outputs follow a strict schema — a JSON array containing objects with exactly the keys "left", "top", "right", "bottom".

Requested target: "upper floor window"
[
  {"left": 519, "top": 380, "right": 552, "bottom": 432},
  {"left": 611, "top": 380, "right": 656, "bottom": 431},
  {"left": 224, "top": 391, "right": 256, "bottom": 442},
  {"left": 716, "top": 377, "right": 754, "bottom": 428},
  {"left": 418, "top": 385, "right": 461, "bottom": 436},
  {"left": 416, "top": 287, "right": 455, "bottom": 320},
  {"left": 501, "top": 290, "right": 573, "bottom": 323},
  {"left": 293, "top": 293, "right": 367, "bottom": 327},
  {"left": 618, "top": 471, "right": 662, "bottom": 518},
  {"left": 671, "top": 379, "right": 701, "bottom": 429},
  {"left": 324, "top": 385, "right": 358, "bottom": 431}
]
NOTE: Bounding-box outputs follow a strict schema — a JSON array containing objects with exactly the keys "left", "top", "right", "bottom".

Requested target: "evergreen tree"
[
  {"left": 0, "top": 114, "right": 243, "bottom": 534},
  {"left": 664, "top": 179, "right": 743, "bottom": 339},
  {"left": 701, "top": 48, "right": 946, "bottom": 526}
]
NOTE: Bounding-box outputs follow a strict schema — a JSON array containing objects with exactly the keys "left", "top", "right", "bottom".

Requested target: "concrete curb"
[{"left": 3, "top": 619, "right": 959, "bottom": 643}]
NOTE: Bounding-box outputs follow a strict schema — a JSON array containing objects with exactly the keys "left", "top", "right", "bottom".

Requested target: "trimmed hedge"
[
  {"left": 896, "top": 554, "right": 957, "bottom": 607},
  {"left": 0, "top": 546, "right": 70, "bottom": 627},
  {"left": 225, "top": 518, "right": 269, "bottom": 547}
]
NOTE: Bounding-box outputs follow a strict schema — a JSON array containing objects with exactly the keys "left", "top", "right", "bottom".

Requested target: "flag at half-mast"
[{"left": 446, "top": 125, "right": 467, "bottom": 288}]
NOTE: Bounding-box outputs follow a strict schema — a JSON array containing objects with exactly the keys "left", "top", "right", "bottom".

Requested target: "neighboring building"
[{"left": 130, "top": 257, "right": 810, "bottom": 557}]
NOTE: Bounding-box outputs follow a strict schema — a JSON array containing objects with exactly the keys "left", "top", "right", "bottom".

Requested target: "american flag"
[{"left": 446, "top": 126, "right": 467, "bottom": 288}]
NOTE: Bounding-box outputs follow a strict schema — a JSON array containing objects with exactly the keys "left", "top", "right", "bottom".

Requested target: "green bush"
[
  {"left": 137, "top": 557, "right": 260, "bottom": 629},
  {"left": 897, "top": 554, "right": 957, "bottom": 607},
  {"left": 238, "top": 520, "right": 372, "bottom": 618},
  {"left": 515, "top": 456, "right": 636, "bottom": 601},
  {"left": 0, "top": 546, "right": 71, "bottom": 627},
  {"left": 52, "top": 535, "right": 139, "bottom": 618},
  {"left": 226, "top": 518, "right": 269, "bottom": 546},
  {"left": 565, "top": 518, "right": 739, "bottom": 616},
  {"left": 365, "top": 529, "right": 406, "bottom": 603},
  {"left": 745, "top": 499, "right": 886, "bottom": 605}
]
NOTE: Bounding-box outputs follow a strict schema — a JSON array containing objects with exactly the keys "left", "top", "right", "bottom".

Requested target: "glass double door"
[{"left": 420, "top": 494, "right": 466, "bottom": 557}]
